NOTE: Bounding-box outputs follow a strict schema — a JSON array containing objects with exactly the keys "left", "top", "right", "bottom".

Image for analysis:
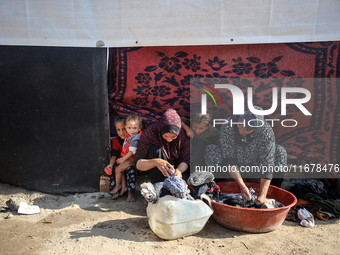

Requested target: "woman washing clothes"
[
  {"left": 135, "top": 109, "right": 190, "bottom": 183},
  {"left": 205, "top": 107, "right": 287, "bottom": 204}
]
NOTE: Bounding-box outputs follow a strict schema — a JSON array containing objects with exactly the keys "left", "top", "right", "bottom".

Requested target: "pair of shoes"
[{"left": 187, "top": 172, "right": 214, "bottom": 186}]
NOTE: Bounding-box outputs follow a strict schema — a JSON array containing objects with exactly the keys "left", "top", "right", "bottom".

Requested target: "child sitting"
[
  {"left": 110, "top": 114, "right": 143, "bottom": 202},
  {"left": 104, "top": 116, "right": 127, "bottom": 193}
]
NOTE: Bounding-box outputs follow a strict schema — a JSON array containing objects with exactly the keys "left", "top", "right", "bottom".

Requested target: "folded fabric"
[{"left": 304, "top": 193, "right": 340, "bottom": 218}]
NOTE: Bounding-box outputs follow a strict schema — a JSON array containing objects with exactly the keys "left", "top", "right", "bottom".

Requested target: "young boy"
[
  {"left": 110, "top": 114, "right": 143, "bottom": 202},
  {"left": 182, "top": 109, "right": 219, "bottom": 167},
  {"left": 104, "top": 116, "right": 128, "bottom": 194}
]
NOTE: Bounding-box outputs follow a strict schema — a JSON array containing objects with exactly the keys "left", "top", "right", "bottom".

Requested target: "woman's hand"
[
  {"left": 256, "top": 178, "right": 271, "bottom": 204},
  {"left": 173, "top": 169, "right": 182, "bottom": 178},
  {"left": 154, "top": 159, "right": 174, "bottom": 177},
  {"left": 240, "top": 186, "right": 252, "bottom": 201},
  {"left": 255, "top": 195, "right": 266, "bottom": 204}
]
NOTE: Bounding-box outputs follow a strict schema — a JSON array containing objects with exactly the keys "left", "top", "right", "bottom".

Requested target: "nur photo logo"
[{"left": 194, "top": 79, "right": 312, "bottom": 128}]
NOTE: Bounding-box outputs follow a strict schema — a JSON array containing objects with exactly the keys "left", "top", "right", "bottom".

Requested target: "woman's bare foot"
[
  {"left": 119, "top": 186, "right": 128, "bottom": 197},
  {"left": 127, "top": 191, "right": 136, "bottom": 202}
]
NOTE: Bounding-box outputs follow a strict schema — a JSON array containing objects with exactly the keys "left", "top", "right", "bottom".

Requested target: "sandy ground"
[{"left": 0, "top": 176, "right": 339, "bottom": 255}]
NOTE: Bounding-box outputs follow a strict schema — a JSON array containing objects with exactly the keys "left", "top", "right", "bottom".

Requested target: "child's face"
[
  {"left": 126, "top": 120, "right": 141, "bottom": 136},
  {"left": 192, "top": 122, "right": 209, "bottom": 136},
  {"left": 115, "top": 121, "right": 127, "bottom": 139}
]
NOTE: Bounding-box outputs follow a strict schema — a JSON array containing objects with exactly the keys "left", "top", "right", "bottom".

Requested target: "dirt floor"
[{"left": 0, "top": 176, "right": 339, "bottom": 255}]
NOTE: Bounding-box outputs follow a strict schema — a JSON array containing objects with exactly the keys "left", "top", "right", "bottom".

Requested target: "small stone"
[
  {"left": 5, "top": 213, "right": 12, "bottom": 219},
  {"left": 0, "top": 206, "right": 9, "bottom": 212},
  {"left": 6, "top": 198, "right": 27, "bottom": 211}
]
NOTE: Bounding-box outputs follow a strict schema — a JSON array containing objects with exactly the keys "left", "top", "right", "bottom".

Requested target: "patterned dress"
[{"left": 205, "top": 114, "right": 287, "bottom": 182}]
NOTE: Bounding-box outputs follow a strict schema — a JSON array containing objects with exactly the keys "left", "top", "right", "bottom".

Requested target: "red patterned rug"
[{"left": 108, "top": 42, "right": 340, "bottom": 165}]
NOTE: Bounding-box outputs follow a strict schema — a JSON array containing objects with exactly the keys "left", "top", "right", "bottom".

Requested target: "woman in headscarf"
[
  {"left": 135, "top": 109, "right": 190, "bottom": 183},
  {"left": 205, "top": 107, "right": 287, "bottom": 204}
]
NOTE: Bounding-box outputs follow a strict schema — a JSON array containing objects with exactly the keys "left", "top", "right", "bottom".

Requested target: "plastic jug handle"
[{"left": 200, "top": 194, "right": 212, "bottom": 208}]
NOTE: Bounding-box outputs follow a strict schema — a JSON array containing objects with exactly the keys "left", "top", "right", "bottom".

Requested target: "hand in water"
[
  {"left": 241, "top": 186, "right": 252, "bottom": 201},
  {"left": 255, "top": 195, "right": 266, "bottom": 204}
]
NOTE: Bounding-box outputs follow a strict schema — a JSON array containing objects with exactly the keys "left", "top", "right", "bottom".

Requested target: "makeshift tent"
[
  {"left": 108, "top": 42, "right": 340, "bottom": 167},
  {"left": 1, "top": 0, "right": 339, "bottom": 47},
  {"left": 1, "top": 1, "right": 340, "bottom": 193}
]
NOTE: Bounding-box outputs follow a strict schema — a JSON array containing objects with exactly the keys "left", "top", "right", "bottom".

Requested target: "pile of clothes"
[
  {"left": 141, "top": 172, "right": 287, "bottom": 210},
  {"left": 186, "top": 172, "right": 220, "bottom": 200},
  {"left": 140, "top": 172, "right": 220, "bottom": 203},
  {"left": 284, "top": 179, "right": 340, "bottom": 223}
]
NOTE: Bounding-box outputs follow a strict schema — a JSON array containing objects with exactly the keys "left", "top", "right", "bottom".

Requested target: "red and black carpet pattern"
[{"left": 108, "top": 42, "right": 340, "bottom": 165}]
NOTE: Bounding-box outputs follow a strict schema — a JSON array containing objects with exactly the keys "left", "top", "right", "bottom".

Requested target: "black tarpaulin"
[{"left": 0, "top": 46, "right": 109, "bottom": 194}]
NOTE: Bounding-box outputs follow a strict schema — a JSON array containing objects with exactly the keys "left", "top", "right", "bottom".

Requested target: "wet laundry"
[{"left": 215, "top": 189, "right": 284, "bottom": 209}]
